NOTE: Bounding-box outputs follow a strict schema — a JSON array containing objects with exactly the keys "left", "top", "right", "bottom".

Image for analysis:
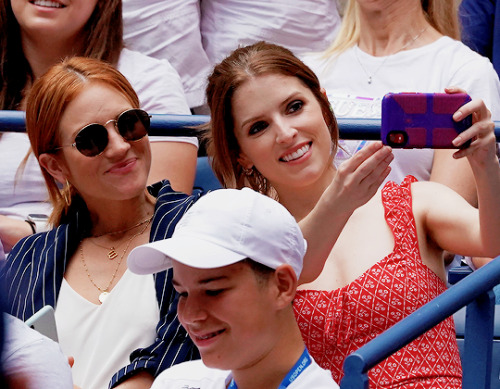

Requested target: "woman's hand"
[
  {"left": 441, "top": 87, "right": 500, "bottom": 258},
  {"left": 445, "top": 87, "right": 496, "bottom": 165},
  {"left": 327, "top": 141, "right": 393, "bottom": 213},
  {"left": 298, "top": 141, "right": 393, "bottom": 284}
]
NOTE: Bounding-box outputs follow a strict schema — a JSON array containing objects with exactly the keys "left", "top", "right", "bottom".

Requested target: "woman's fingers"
[
  {"left": 333, "top": 141, "right": 393, "bottom": 206},
  {"left": 451, "top": 98, "right": 495, "bottom": 159},
  {"left": 445, "top": 86, "right": 467, "bottom": 95},
  {"left": 341, "top": 141, "right": 392, "bottom": 176}
]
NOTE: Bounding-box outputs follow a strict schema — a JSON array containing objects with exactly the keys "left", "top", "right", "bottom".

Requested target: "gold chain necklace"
[
  {"left": 354, "top": 26, "right": 428, "bottom": 84},
  {"left": 89, "top": 216, "right": 152, "bottom": 260},
  {"left": 92, "top": 215, "right": 153, "bottom": 238},
  {"left": 80, "top": 216, "right": 152, "bottom": 304}
]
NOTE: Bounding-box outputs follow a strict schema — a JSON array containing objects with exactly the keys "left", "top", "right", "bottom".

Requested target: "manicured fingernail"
[{"left": 454, "top": 111, "right": 463, "bottom": 120}]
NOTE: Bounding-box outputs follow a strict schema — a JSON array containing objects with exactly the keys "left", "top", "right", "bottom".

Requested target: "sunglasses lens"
[
  {"left": 117, "top": 109, "right": 150, "bottom": 141},
  {"left": 74, "top": 124, "right": 108, "bottom": 157}
]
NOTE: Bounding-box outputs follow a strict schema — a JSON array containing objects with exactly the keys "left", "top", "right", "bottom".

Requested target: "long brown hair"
[
  {"left": 0, "top": 0, "right": 123, "bottom": 110},
  {"left": 204, "top": 41, "right": 338, "bottom": 196},
  {"left": 325, "top": 0, "right": 460, "bottom": 56},
  {"left": 25, "top": 57, "right": 139, "bottom": 227}
]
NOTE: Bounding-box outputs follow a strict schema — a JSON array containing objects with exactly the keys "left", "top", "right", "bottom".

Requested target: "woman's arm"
[
  {"left": 456, "top": 98, "right": 500, "bottom": 255},
  {"left": 298, "top": 142, "right": 393, "bottom": 284},
  {"left": 148, "top": 141, "right": 198, "bottom": 194},
  {"left": 423, "top": 97, "right": 500, "bottom": 258},
  {"left": 0, "top": 216, "right": 34, "bottom": 253}
]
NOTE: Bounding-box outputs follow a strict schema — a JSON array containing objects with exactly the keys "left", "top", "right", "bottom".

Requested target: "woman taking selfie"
[{"left": 204, "top": 41, "right": 500, "bottom": 387}]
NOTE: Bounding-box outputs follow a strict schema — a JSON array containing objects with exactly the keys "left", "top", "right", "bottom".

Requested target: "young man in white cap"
[{"left": 128, "top": 188, "right": 339, "bottom": 389}]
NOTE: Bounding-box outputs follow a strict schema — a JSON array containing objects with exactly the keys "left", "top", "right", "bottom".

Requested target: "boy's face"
[{"left": 172, "top": 260, "right": 278, "bottom": 370}]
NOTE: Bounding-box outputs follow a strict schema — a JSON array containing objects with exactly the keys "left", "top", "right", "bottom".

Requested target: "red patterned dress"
[{"left": 293, "top": 176, "right": 462, "bottom": 388}]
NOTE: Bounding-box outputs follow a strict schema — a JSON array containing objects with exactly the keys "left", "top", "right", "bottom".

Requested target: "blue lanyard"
[
  {"left": 227, "top": 348, "right": 312, "bottom": 389},
  {"left": 354, "top": 140, "right": 367, "bottom": 154}
]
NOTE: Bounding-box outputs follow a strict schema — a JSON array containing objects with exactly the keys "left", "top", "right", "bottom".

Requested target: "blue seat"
[{"left": 193, "top": 156, "right": 222, "bottom": 193}]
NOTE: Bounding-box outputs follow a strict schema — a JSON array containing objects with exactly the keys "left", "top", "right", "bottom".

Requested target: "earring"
[
  {"left": 62, "top": 179, "right": 71, "bottom": 207},
  {"left": 242, "top": 166, "right": 254, "bottom": 176}
]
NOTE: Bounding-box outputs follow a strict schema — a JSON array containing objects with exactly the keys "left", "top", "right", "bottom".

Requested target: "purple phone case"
[{"left": 381, "top": 93, "right": 472, "bottom": 148}]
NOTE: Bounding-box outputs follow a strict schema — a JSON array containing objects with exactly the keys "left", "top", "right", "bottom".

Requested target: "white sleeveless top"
[{"left": 55, "top": 270, "right": 159, "bottom": 389}]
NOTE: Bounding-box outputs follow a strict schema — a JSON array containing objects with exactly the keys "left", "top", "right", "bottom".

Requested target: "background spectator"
[
  {"left": 301, "top": 0, "right": 500, "bottom": 208},
  {"left": 122, "top": 0, "right": 212, "bottom": 112},
  {"left": 200, "top": 0, "right": 342, "bottom": 64},
  {"left": 1, "top": 313, "right": 73, "bottom": 389},
  {"left": 460, "top": 0, "right": 500, "bottom": 78}
]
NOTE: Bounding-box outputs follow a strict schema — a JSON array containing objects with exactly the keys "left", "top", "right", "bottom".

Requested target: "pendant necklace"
[
  {"left": 89, "top": 215, "right": 152, "bottom": 260},
  {"left": 80, "top": 216, "right": 152, "bottom": 304},
  {"left": 354, "top": 26, "right": 428, "bottom": 84}
]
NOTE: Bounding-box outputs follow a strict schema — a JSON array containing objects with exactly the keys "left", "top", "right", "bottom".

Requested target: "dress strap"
[{"left": 381, "top": 175, "right": 419, "bottom": 251}]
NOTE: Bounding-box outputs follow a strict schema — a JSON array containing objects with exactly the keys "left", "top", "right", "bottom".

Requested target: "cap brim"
[{"left": 127, "top": 237, "right": 247, "bottom": 275}]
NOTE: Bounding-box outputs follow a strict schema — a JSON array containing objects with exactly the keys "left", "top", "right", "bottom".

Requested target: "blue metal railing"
[
  {"left": 340, "top": 256, "right": 500, "bottom": 389},
  {"left": 2, "top": 110, "right": 500, "bottom": 140},
  {"left": 2, "top": 111, "right": 500, "bottom": 387}
]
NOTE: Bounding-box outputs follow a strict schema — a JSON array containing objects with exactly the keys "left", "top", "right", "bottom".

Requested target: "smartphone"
[
  {"left": 381, "top": 92, "right": 472, "bottom": 148},
  {"left": 25, "top": 305, "right": 59, "bottom": 342}
]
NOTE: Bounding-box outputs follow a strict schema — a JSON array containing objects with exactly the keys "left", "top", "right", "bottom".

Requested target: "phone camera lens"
[{"left": 387, "top": 131, "right": 407, "bottom": 146}]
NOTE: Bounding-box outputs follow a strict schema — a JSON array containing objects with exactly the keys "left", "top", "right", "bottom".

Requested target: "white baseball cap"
[{"left": 127, "top": 188, "right": 306, "bottom": 278}]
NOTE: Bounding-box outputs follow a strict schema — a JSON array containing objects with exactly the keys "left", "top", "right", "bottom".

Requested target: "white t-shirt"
[
  {"left": 302, "top": 36, "right": 500, "bottom": 185},
  {"left": 122, "top": 0, "right": 212, "bottom": 108},
  {"left": 2, "top": 313, "right": 73, "bottom": 388},
  {"left": 117, "top": 48, "right": 198, "bottom": 147},
  {"left": 0, "top": 132, "right": 51, "bottom": 221},
  {"left": 151, "top": 357, "right": 339, "bottom": 389},
  {"left": 117, "top": 47, "right": 191, "bottom": 116},
  {"left": 200, "top": 0, "right": 341, "bottom": 64},
  {"left": 55, "top": 270, "right": 159, "bottom": 389}
]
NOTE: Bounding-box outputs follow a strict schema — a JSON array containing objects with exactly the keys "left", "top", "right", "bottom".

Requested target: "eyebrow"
[
  {"left": 239, "top": 91, "right": 302, "bottom": 129},
  {"left": 172, "top": 275, "right": 230, "bottom": 288}
]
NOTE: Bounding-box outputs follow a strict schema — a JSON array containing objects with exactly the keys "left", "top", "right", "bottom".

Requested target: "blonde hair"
[{"left": 324, "top": 0, "right": 460, "bottom": 57}]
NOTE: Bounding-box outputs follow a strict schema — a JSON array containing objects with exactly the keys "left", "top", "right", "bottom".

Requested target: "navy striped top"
[{"left": 0, "top": 181, "right": 202, "bottom": 387}]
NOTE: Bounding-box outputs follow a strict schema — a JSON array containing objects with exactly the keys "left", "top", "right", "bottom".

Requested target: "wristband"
[
  {"left": 25, "top": 219, "right": 36, "bottom": 234},
  {"left": 26, "top": 214, "right": 49, "bottom": 234}
]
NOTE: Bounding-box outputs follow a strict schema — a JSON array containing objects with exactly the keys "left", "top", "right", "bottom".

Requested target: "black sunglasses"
[{"left": 52, "top": 108, "right": 150, "bottom": 157}]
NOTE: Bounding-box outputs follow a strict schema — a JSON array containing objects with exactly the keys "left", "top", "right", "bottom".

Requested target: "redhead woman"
[
  {"left": 204, "top": 41, "right": 500, "bottom": 387},
  {"left": 0, "top": 0, "right": 196, "bottom": 257},
  {"left": 0, "top": 57, "right": 200, "bottom": 389}
]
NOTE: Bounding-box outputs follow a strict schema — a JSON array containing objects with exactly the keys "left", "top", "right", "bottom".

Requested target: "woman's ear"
[
  {"left": 272, "top": 264, "right": 298, "bottom": 309},
  {"left": 237, "top": 152, "right": 253, "bottom": 170},
  {"left": 38, "top": 153, "right": 68, "bottom": 184},
  {"left": 320, "top": 87, "right": 327, "bottom": 98}
]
